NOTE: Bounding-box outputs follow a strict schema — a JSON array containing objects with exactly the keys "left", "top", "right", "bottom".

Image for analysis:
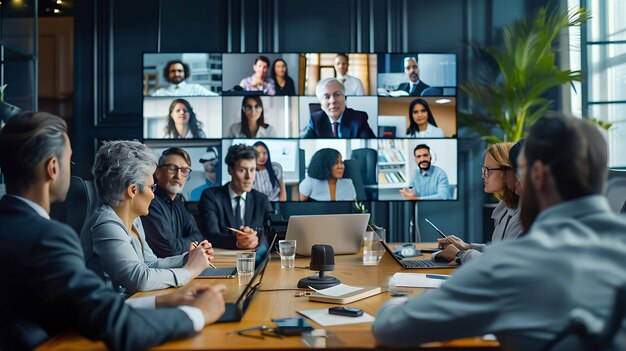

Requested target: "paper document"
[
  {"left": 390, "top": 273, "right": 450, "bottom": 288},
  {"left": 298, "top": 308, "right": 375, "bottom": 326},
  {"left": 309, "top": 284, "right": 363, "bottom": 297}
]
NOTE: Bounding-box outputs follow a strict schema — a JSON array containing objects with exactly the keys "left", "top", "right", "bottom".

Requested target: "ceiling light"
[
  {"left": 53, "top": 8, "right": 60, "bottom": 13},
  {"left": 435, "top": 99, "right": 451, "bottom": 104},
  {"left": 56, "top": 0, "right": 62, "bottom": 3}
]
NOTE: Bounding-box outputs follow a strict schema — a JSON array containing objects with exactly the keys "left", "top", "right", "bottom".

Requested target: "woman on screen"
[
  {"left": 163, "top": 98, "right": 206, "bottom": 139},
  {"left": 227, "top": 96, "right": 277, "bottom": 138},
  {"left": 81, "top": 140, "right": 214, "bottom": 294},
  {"left": 299, "top": 148, "right": 356, "bottom": 202},
  {"left": 435, "top": 141, "right": 524, "bottom": 264},
  {"left": 406, "top": 98, "right": 444, "bottom": 138},
  {"left": 252, "top": 141, "right": 287, "bottom": 201},
  {"left": 271, "top": 59, "right": 296, "bottom": 96}
]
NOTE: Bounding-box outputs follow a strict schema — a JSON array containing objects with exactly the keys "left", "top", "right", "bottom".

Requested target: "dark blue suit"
[
  {"left": 397, "top": 81, "right": 430, "bottom": 96},
  {"left": 0, "top": 195, "right": 195, "bottom": 351},
  {"left": 301, "top": 108, "right": 376, "bottom": 138}
]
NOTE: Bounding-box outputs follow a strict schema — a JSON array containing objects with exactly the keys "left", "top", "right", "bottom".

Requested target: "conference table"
[{"left": 38, "top": 243, "right": 500, "bottom": 350}]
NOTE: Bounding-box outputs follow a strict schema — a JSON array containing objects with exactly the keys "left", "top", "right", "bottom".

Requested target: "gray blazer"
[{"left": 81, "top": 205, "right": 191, "bottom": 294}]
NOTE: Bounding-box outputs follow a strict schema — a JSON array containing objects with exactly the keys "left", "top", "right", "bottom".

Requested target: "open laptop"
[
  {"left": 285, "top": 214, "right": 369, "bottom": 256},
  {"left": 217, "top": 234, "right": 277, "bottom": 322},
  {"left": 381, "top": 240, "right": 456, "bottom": 269}
]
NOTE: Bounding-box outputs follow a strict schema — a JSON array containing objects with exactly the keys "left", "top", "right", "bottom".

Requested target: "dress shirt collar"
[
  {"left": 173, "top": 81, "right": 188, "bottom": 90},
  {"left": 531, "top": 195, "right": 611, "bottom": 229},
  {"left": 228, "top": 183, "right": 248, "bottom": 201},
  {"left": 154, "top": 186, "right": 183, "bottom": 204},
  {"left": 409, "top": 79, "right": 421, "bottom": 86},
  {"left": 8, "top": 194, "right": 50, "bottom": 219},
  {"left": 327, "top": 113, "right": 344, "bottom": 126}
]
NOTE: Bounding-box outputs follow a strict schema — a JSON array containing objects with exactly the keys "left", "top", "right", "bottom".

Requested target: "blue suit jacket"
[
  {"left": 301, "top": 108, "right": 376, "bottom": 138},
  {"left": 0, "top": 195, "right": 195, "bottom": 351}
]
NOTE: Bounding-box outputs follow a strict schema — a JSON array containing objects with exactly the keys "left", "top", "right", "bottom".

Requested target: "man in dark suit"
[
  {"left": 396, "top": 57, "right": 429, "bottom": 96},
  {"left": 301, "top": 78, "right": 376, "bottom": 138},
  {"left": 0, "top": 112, "right": 226, "bottom": 351},
  {"left": 198, "top": 144, "right": 273, "bottom": 249}
]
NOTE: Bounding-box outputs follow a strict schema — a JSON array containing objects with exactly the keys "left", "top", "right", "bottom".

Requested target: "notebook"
[
  {"left": 285, "top": 214, "right": 369, "bottom": 256},
  {"left": 381, "top": 241, "right": 455, "bottom": 269}
]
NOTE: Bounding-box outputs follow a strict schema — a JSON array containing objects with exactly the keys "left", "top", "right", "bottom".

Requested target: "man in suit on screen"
[
  {"left": 198, "top": 144, "right": 273, "bottom": 250},
  {"left": 396, "top": 57, "right": 430, "bottom": 96},
  {"left": 0, "top": 112, "right": 226, "bottom": 351},
  {"left": 301, "top": 78, "right": 375, "bottom": 138}
]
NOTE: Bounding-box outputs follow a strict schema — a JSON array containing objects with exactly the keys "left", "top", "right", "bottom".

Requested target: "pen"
[
  {"left": 191, "top": 241, "right": 216, "bottom": 269},
  {"left": 424, "top": 218, "right": 447, "bottom": 239},
  {"left": 228, "top": 325, "right": 268, "bottom": 334},
  {"left": 228, "top": 227, "right": 248, "bottom": 235},
  {"left": 426, "top": 274, "right": 450, "bottom": 280}
]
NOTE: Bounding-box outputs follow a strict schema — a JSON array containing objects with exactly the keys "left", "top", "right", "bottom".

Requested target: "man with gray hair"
[
  {"left": 301, "top": 77, "right": 375, "bottom": 138},
  {"left": 0, "top": 112, "right": 226, "bottom": 350},
  {"left": 396, "top": 56, "right": 429, "bottom": 96}
]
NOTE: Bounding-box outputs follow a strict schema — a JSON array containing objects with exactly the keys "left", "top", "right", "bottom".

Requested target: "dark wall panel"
[
  {"left": 160, "top": 0, "right": 226, "bottom": 52},
  {"left": 404, "top": 0, "right": 464, "bottom": 52}
]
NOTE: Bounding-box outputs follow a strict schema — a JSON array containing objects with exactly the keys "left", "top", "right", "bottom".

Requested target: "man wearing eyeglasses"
[
  {"left": 301, "top": 78, "right": 375, "bottom": 138},
  {"left": 399, "top": 144, "right": 450, "bottom": 200},
  {"left": 142, "top": 147, "right": 211, "bottom": 258}
]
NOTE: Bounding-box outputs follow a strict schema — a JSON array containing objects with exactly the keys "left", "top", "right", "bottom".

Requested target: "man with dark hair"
[
  {"left": 0, "top": 112, "right": 226, "bottom": 350},
  {"left": 239, "top": 56, "right": 276, "bottom": 95},
  {"left": 399, "top": 144, "right": 450, "bottom": 200},
  {"left": 142, "top": 147, "right": 211, "bottom": 258},
  {"left": 373, "top": 115, "right": 626, "bottom": 350},
  {"left": 334, "top": 53, "right": 364, "bottom": 95},
  {"left": 396, "top": 57, "right": 429, "bottom": 96},
  {"left": 198, "top": 144, "right": 273, "bottom": 249},
  {"left": 152, "top": 59, "right": 217, "bottom": 96}
]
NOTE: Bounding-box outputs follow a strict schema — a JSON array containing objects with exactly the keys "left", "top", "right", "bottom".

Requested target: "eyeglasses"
[
  {"left": 481, "top": 166, "right": 509, "bottom": 178},
  {"left": 158, "top": 163, "right": 192, "bottom": 176},
  {"left": 143, "top": 183, "right": 158, "bottom": 192},
  {"left": 242, "top": 104, "right": 263, "bottom": 112}
]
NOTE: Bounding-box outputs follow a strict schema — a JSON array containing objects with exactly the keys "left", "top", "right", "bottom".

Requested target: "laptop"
[
  {"left": 381, "top": 240, "right": 456, "bottom": 269},
  {"left": 217, "top": 234, "right": 277, "bottom": 322},
  {"left": 285, "top": 214, "right": 370, "bottom": 256}
]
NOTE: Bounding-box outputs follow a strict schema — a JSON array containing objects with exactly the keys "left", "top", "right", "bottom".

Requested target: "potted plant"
[{"left": 460, "top": 6, "right": 591, "bottom": 143}]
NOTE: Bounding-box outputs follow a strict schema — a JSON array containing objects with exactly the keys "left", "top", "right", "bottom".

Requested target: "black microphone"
[{"left": 297, "top": 244, "right": 341, "bottom": 289}]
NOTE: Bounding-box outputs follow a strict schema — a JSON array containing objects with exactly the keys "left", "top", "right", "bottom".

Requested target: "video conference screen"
[{"left": 143, "top": 53, "right": 458, "bottom": 202}]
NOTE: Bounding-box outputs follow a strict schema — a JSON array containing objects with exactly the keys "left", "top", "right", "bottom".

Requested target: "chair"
[
  {"left": 345, "top": 148, "right": 378, "bottom": 201},
  {"left": 420, "top": 87, "right": 443, "bottom": 96},
  {"left": 50, "top": 176, "right": 99, "bottom": 236},
  {"left": 543, "top": 284, "right": 626, "bottom": 351},
  {"left": 604, "top": 171, "right": 626, "bottom": 213},
  {"left": 343, "top": 159, "right": 367, "bottom": 201}
]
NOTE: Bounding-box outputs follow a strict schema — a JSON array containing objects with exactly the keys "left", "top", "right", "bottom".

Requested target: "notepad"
[
  {"left": 308, "top": 284, "right": 382, "bottom": 304},
  {"left": 389, "top": 272, "right": 450, "bottom": 288}
]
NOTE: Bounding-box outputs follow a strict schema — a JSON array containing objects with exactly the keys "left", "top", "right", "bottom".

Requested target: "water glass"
[
  {"left": 278, "top": 240, "right": 297, "bottom": 269},
  {"left": 236, "top": 251, "right": 255, "bottom": 279},
  {"left": 363, "top": 231, "right": 384, "bottom": 265}
]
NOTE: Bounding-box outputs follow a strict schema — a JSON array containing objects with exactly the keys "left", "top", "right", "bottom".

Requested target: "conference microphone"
[{"left": 297, "top": 244, "right": 341, "bottom": 289}]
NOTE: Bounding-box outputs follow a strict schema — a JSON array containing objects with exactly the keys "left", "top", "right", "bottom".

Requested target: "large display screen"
[{"left": 143, "top": 53, "right": 457, "bottom": 202}]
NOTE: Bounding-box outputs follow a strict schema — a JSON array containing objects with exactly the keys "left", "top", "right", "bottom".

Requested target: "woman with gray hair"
[{"left": 81, "top": 140, "right": 214, "bottom": 294}]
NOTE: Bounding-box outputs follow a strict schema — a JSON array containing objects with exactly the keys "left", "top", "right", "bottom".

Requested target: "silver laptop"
[
  {"left": 381, "top": 240, "right": 456, "bottom": 269},
  {"left": 285, "top": 214, "right": 370, "bottom": 256}
]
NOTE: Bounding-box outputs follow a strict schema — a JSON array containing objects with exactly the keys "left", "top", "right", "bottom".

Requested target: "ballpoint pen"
[
  {"left": 424, "top": 218, "right": 448, "bottom": 239},
  {"left": 228, "top": 227, "right": 248, "bottom": 235},
  {"left": 191, "top": 241, "right": 216, "bottom": 268},
  {"left": 426, "top": 274, "right": 450, "bottom": 280}
]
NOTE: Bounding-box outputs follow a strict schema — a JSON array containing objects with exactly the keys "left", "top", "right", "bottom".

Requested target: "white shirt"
[
  {"left": 152, "top": 81, "right": 217, "bottom": 97},
  {"left": 407, "top": 124, "right": 445, "bottom": 138},
  {"left": 227, "top": 122, "right": 276, "bottom": 138},
  {"left": 228, "top": 185, "right": 247, "bottom": 225},
  {"left": 10, "top": 195, "right": 205, "bottom": 332},
  {"left": 337, "top": 74, "right": 365, "bottom": 95}
]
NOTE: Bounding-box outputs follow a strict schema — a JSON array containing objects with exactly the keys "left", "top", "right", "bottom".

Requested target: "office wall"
[{"left": 72, "top": 0, "right": 552, "bottom": 243}]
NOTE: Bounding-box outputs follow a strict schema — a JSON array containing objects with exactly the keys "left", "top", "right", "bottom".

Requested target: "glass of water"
[
  {"left": 236, "top": 251, "right": 256, "bottom": 284},
  {"left": 278, "top": 240, "right": 296, "bottom": 269}
]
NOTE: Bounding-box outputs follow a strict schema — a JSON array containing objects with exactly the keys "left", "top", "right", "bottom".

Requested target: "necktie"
[
  {"left": 333, "top": 122, "right": 339, "bottom": 138},
  {"left": 233, "top": 196, "right": 242, "bottom": 228},
  {"left": 409, "top": 83, "right": 417, "bottom": 95}
]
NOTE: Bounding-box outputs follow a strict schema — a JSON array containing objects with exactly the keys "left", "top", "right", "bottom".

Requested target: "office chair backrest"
[
  {"left": 420, "top": 87, "right": 443, "bottom": 96},
  {"left": 350, "top": 148, "right": 377, "bottom": 185},
  {"left": 50, "top": 176, "right": 99, "bottom": 236},
  {"left": 604, "top": 173, "right": 626, "bottom": 213},
  {"left": 343, "top": 159, "right": 367, "bottom": 201},
  {"left": 308, "top": 103, "right": 322, "bottom": 115}
]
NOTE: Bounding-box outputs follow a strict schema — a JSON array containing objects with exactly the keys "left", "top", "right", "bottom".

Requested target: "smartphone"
[
  {"left": 271, "top": 317, "right": 313, "bottom": 336},
  {"left": 424, "top": 218, "right": 447, "bottom": 239},
  {"left": 328, "top": 307, "right": 363, "bottom": 317}
]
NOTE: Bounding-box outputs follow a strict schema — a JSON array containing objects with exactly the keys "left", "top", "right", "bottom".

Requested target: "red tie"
[{"left": 333, "top": 122, "right": 339, "bottom": 138}]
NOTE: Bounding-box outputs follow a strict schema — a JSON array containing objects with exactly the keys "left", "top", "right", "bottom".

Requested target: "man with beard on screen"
[
  {"left": 373, "top": 115, "right": 626, "bottom": 350},
  {"left": 399, "top": 144, "right": 450, "bottom": 200}
]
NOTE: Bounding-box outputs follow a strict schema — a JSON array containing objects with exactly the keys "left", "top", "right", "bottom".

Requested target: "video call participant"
[
  {"left": 396, "top": 57, "right": 429, "bottom": 96},
  {"left": 198, "top": 144, "right": 273, "bottom": 250},
  {"left": 299, "top": 148, "right": 356, "bottom": 202},
  {"left": 406, "top": 98, "right": 444, "bottom": 138},
  {"left": 373, "top": 115, "right": 626, "bottom": 350},
  {"left": 152, "top": 59, "right": 217, "bottom": 97},
  {"left": 435, "top": 142, "right": 523, "bottom": 264},
  {"left": 301, "top": 78, "right": 375, "bottom": 138},
  {"left": 0, "top": 112, "right": 225, "bottom": 350},
  {"left": 253, "top": 141, "right": 287, "bottom": 202},
  {"left": 271, "top": 58, "right": 296, "bottom": 96},
  {"left": 163, "top": 98, "right": 206, "bottom": 139},
  {"left": 142, "top": 147, "right": 208, "bottom": 258},
  {"left": 190, "top": 147, "right": 219, "bottom": 202},
  {"left": 399, "top": 144, "right": 450, "bottom": 200},
  {"left": 239, "top": 55, "right": 276, "bottom": 95},
  {"left": 81, "top": 141, "right": 214, "bottom": 294},
  {"left": 334, "top": 53, "right": 365, "bottom": 96},
  {"left": 227, "top": 96, "right": 277, "bottom": 138}
]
